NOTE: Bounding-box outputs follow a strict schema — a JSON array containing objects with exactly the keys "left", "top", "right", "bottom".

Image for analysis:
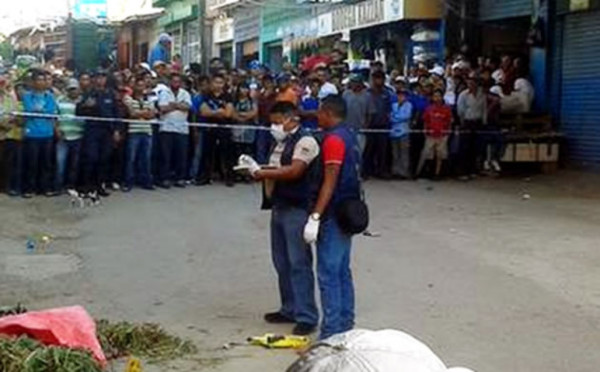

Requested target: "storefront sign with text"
[{"left": 331, "top": 0, "right": 384, "bottom": 33}]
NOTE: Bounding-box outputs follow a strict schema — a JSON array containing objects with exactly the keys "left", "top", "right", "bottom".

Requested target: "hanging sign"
[
  {"left": 331, "top": 0, "right": 385, "bottom": 33},
  {"left": 213, "top": 18, "right": 234, "bottom": 44}
]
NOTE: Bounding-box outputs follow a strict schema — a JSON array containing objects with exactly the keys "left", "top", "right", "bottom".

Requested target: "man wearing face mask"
[{"left": 234, "top": 101, "right": 320, "bottom": 336}]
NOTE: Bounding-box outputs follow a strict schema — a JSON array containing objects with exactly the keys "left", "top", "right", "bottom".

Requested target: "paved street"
[{"left": 0, "top": 172, "right": 599, "bottom": 372}]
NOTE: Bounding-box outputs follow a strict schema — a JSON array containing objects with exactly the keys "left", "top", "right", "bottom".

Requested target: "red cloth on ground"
[{"left": 0, "top": 305, "right": 106, "bottom": 367}]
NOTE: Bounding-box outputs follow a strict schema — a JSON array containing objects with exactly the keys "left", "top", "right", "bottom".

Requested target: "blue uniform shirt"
[
  {"left": 192, "top": 94, "right": 204, "bottom": 119},
  {"left": 300, "top": 96, "right": 319, "bottom": 130}
]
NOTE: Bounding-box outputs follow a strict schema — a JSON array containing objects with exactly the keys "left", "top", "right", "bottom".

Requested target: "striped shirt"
[
  {"left": 57, "top": 96, "right": 84, "bottom": 140},
  {"left": 124, "top": 95, "right": 155, "bottom": 135}
]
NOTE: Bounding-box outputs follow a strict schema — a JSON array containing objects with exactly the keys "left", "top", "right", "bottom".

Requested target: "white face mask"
[{"left": 270, "top": 123, "right": 288, "bottom": 142}]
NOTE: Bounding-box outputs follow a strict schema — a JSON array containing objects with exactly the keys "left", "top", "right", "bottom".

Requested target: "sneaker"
[
  {"left": 45, "top": 191, "right": 59, "bottom": 197},
  {"left": 174, "top": 180, "right": 186, "bottom": 188},
  {"left": 483, "top": 161, "right": 491, "bottom": 172},
  {"left": 97, "top": 185, "right": 110, "bottom": 197},
  {"left": 491, "top": 160, "right": 502, "bottom": 172},
  {"left": 225, "top": 179, "right": 235, "bottom": 188},
  {"left": 292, "top": 323, "right": 317, "bottom": 336},
  {"left": 8, "top": 190, "right": 19, "bottom": 197},
  {"left": 22, "top": 193, "right": 33, "bottom": 199},
  {"left": 121, "top": 186, "right": 132, "bottom": 193},
  {"left": 111, "top": 182, "right": 121, "bottom": 191},
  {"left": 142, "top": 185, "right": 155, "bottom": 191},
  {"left": 158, "top": 181, "right": 171, "bottom": 189},
  {"left": 263, "top": 312, "right": 294, "bottom": 324},
  {"left": 193, "top": 178, "right": 211, "bottom": 186}
]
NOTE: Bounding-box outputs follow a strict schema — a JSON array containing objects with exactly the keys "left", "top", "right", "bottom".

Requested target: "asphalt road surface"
[{"left": 0, "top": 171, "right": 599, "bottom": 371}]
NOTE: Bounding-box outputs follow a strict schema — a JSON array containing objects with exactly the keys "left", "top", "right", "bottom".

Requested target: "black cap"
[
  {"left": 371, "top": 70, "right": 385, "bottom": 79},
  {"left": 93, "top": 69, "right": 108, "bottom": 77}
]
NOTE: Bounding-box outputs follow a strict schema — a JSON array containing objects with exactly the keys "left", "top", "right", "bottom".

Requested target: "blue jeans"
[
  {"left": 24, "top": 138, "right": 54, "bottom": 194},
  {"left": 271, "top": 205, "right": 319, "bottom": 326},
  {"left": 55, "top": 139, "right": 81, "bottom": 190},
  {"left": 82, "top": 128, "right": 113, "bottom": 191},
  {"left": 477, "top": 126, "right": 505, "bottom": 162},
  {"left": 317, "top": 217, "right": 354, "bottom": 339},
  {"left": 159, "top": 132, "right": 188, "bottom": 182},
  {"left": 188, "top": 130, "right": 204, "bottom": 180},
  {"left": 4, "top": 140, "right": 23, "bottom": 194},
  {"left": 125, "top": 133, "right": 153, "bottom": 188}
]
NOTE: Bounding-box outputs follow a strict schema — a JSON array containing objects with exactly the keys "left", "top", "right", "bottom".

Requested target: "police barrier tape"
[{"left": 2, "top": 111, "right": 562, "bottom": 138}]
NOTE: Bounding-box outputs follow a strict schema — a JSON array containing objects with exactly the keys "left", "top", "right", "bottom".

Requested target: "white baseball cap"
[{"left": 429, "top": 65, "right": 445, "bottom": 76}]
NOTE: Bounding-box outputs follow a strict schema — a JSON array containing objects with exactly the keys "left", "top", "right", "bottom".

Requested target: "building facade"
[
  {"left": 116, "top": 10, "right": 163, "bottom": 68},
  {"left": 256, "top": 0, "right": 442, "bottom": 72},
  {"left": 10, "top": 21, "right": 69, "bottom": 68},
  {"left": 552, "top": 0, "right": 600, "bottom": 165}
]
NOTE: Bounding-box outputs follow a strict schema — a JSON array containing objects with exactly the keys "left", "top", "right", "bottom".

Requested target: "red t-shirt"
[
  {"left": 423, "top": 103, "right": 452, "bottom": 138},
  {"left": 322, "top": 134, "right": 346, "bottom": 166}
]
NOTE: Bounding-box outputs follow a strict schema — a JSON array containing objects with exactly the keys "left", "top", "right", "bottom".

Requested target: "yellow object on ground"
[
  {"left": 247, "top": 334, "right": 310, "bottom": 349},
  {"left": 125, "top": 357, "right": 142, "bottom": 372}
]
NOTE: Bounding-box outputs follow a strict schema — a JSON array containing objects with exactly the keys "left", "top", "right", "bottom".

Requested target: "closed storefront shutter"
[
  {"left": 479, "top": 0, "right": 532, "bottom": 21},
  {"left": 560, "top": 10, "right": 600, "bottom": 164}
]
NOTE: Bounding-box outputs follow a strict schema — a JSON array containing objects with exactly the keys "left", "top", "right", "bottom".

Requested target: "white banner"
[
  {"left": 318, "top": 12, "right": 333, "bottom": 37},
  {"left": 384, "top": 0, "right": 404, "bottom": 21},
  {"left": 213, "top": 18, "right": 234, "bottom": 44}
]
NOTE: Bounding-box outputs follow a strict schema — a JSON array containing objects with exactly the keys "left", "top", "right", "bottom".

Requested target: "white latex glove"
[
  {"left": 233, "top": 154, "right": 260, "bottom": 176},
  {"left": 303, "top": 215, "right": 320, "bottom": 245}
]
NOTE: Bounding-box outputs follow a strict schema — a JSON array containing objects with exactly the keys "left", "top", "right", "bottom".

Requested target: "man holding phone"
[{"left": 235, "top": 101, "right": 320, "bottom": 336}]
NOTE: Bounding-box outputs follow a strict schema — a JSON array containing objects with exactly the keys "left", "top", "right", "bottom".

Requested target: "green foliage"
[
  {"left": 0, "top": 337, "right": 103, "bottom": 372},
  {"left": 97, "top": 319, "right": 198, "bottom": 362}
]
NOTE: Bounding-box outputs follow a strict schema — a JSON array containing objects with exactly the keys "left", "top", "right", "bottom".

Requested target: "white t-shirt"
[
  {"left": 318, "top": 82, "right": 339, "bottom": 99},
  {"left": 514, "top": 78, "right": 534, "bottom": 112},
  {"left": 492, "top": 69, "right": 505, "bottom": 84},
  {"left": 158, "top": 87, "right": 192, "bottom": 134},
  {"left": 149, "top": 83, "right": 168, "bottom": 104}
]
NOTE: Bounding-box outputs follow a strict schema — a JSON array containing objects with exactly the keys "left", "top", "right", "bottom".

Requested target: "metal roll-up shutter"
[
  {"left": 479, "top": 0, "right": 532, "bottom": 21},
  {"left": 560, "top": 10, "right": 600, "bottom": 164}
]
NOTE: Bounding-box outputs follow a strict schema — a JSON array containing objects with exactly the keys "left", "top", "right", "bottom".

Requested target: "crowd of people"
[
  {"left": 0, "top": 49, "right": 535, "bottom": 199},
  {"left": 0, "top": 44, "right": 536, "bottom": 343}
]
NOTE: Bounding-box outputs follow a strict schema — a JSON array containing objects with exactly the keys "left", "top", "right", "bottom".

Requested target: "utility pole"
[{"left": 199, "top": 0, "right": 211, "bottom": 73}]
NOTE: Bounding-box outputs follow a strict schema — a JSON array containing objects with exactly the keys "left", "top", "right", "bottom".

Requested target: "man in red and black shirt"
[
  {"left": 303, "top": 95, "right": 362, "bottom": 339},
  {"left": 417, "top": 89, "right": 453, "bottom": 178}
]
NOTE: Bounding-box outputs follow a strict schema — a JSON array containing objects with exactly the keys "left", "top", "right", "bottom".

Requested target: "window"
[{"left": 184, "top": 21, "right": 200, "bottom": 65}]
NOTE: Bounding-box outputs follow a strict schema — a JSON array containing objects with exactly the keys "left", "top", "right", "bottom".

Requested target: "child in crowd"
[
  {"left": 479, "top": 90, "right": 504, "bottom": 173},
  {"left": 417, "top": 89, "right": 453, "bottom": 178}
]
